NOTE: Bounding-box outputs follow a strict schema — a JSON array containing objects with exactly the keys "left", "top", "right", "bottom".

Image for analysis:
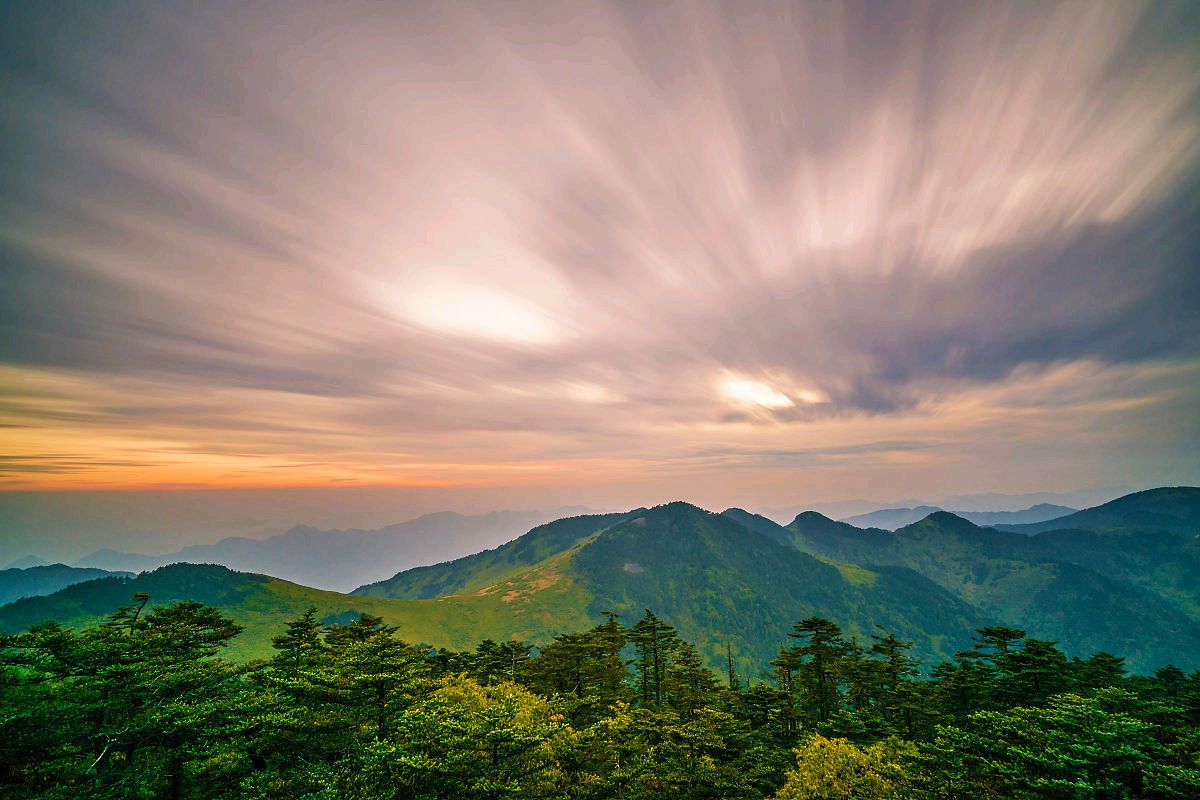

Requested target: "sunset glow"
[{"left": 0, "top": 0, "right": 1197, "bottom": 509}]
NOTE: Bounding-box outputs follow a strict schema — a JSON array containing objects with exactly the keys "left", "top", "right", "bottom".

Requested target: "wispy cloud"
[{"left": 0, "top": 0, "right": 1197, "bottom": 499}]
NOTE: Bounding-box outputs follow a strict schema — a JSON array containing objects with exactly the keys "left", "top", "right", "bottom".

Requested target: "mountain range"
[
  {"left": 840, "top": 503, "right": 1075, "bottom": 531},
  {"left": 1, "top": 487, "right": 1196, "bottom": 675},
  {"left": 63, "top": 507, "right": 592, "bottom": 591},
  {"left": 0, "top": 563, "right": 132, "bottom": 605}
]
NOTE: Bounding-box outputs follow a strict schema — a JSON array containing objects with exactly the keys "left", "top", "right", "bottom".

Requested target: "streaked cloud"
[{"left": 0, "top": 0, "right": 1197, "bottom": 501}]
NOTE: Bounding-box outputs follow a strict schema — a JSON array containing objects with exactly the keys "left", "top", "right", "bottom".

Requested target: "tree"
[
  {"left": 525, "top": 619, "right": 628, "bottom": 726},
  {"left": 664, "top": 641, "right": 720, "bottom": 721},
  {"left": 348, "top": 674, "right": 570, "bottom": 800},
  {"left": 867, "top": 629, "right": 922, "bottom": 739},
  {"left": 470, "top": 639, "right": 534, "bottom": 685},
  {"left": 787, "top": 618, "right": 848, "bottom": 725},
  {"left": 923, "top": 689, "right": 1200, "bottom": 799},
  {"left": 270, "top": 606, "right": 326, "bottom": 670},
  {"left": 0, "top": 598, "right": 251, "bottom": 799},
  {"left": 773, "top": 735, "right": 915, "bottom": 800},
  {"left": 626, "top": 610, "right": 679, "bottom": 706}
]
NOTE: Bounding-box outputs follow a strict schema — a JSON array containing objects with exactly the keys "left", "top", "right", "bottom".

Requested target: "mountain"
[
  {"left": 760, "top": 489, "right": 1110, "bottom": 525},
  {"left": 72, "top": 508, "right": 592, "bottom": 591},
  {"left": 3, "top": 555, "right": 51, "bottom": 569},
  {"left": 998, "top": 487, "right": 1200, "bottom": 536},
  {"left": 73, "top": 549, "right": 164, "bottom": 572},
  {"left": 840, "top": 505, "right": 944, "bottom": 530},
  {"left": 784, "top": 509, "right": 1200, "bottom": 671},
  {"left": 956, "top": 503, "right": 1076, "bottom": 527},
  {"left": 359, "top": 503, "right": 988, "bottom": 673},
  {"left": 1019, "top": 528, "right": 1200, "bottom": 619},
  {"left": 5, "top": 490, "right": 1197, "bottom": 676},
  {"left": 0, "top": 561, "right": 599, "bottom": 663},
  {"left": 0, "top": 564, "right": 133, "bottom": 605},
  {"left": 840, "top": 503, "right": 1075, "bottom": 531},
  {"left": 717, "top": 507, "right": 798, "bottom": 548},
  {"left": 355, "top": 511, "right": 636, "bottom": 599}
]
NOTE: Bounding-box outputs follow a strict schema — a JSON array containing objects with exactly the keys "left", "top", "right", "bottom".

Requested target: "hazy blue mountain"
[
  {"left": 3, "top": 555, "right": 51, "bottom": 569},
  {"left": 840, "top": 505, "right": 944, "bottom": 530},
  {"left": 760, "top": 489, "right": 1112, "bottom": 526},
  {"left": 956, "top": 503, "right": 1075, "bottom": 526},
  {"left": 73, "top": 549, "right": 164, "bottom": 573},
  {"left": 840, "top": 503, "right": 1075, "bottom": 531},
  {"left": 73, "top": 507, "right": 594, "bottom": 591},
  {"left": 0, "top": 564, "right": 133, "bottom": 605},
  {"left": 998, "top": 486, "right": 1200, "bottom": 535}
]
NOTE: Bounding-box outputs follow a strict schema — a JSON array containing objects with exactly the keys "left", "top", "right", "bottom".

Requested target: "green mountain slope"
[
  {"left": 572, "top": 503, "right": 986, "bottom": 673},
  {"left": 784, "top": 510, "right": 1200, "bottom": 671},
  {"left": 365, "top": 502, "right": 988, "bottom": 675},
  {"left": 354, "top": 511, "right": 634, "bottom": 599},
  {"left": 1000, "top": 486, "right": 1200, "bottom": 535},
  {"left": 0, "top": 561, "right": 598, "bottom": 663},
  {"left": 1022, "top": 528, "right": 1200, "bottom": 617},
  {"left": 6, "top": 491, "right": 1197, "bottom": 676}
]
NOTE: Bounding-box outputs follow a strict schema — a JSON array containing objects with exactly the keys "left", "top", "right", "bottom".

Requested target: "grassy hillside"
[
  {"left": 354, "top": 512, "right": 634, "bottom": 598},
  {"left": 0, "top": 561, "right": 598, "bottom": 662}
]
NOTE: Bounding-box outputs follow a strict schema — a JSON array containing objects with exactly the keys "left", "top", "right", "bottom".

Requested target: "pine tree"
[
  {"left": 270, "top": 606, "right": 327, "bottom": 670},
  {"left": 627, "top": 610, "right": 679, "bottom": 706},
  {"left": 788, "top": 617, "right": 848, "bottom": 725}
]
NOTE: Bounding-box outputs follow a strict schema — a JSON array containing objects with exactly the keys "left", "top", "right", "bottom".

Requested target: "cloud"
[{"left": 0, "top": 0, "right": 1197, "bottom": 496}]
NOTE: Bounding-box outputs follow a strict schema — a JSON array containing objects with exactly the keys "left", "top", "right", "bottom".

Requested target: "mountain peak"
[
  {"left": 792, "top": 510, "right": 838, "bottom": 524},
  {"left": 897, "top": 511, "right": 981, "bottom": 538},
  {"left": 635, "top": 501, "right": 714, "bottom": 524}
]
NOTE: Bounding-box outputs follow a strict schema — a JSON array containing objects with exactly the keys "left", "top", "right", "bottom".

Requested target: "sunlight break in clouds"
[
  {"left": 720, "top": 376, "right": 795, "bottom": 410},
  {"left": 0, "top": 0, "right": 1198, "bottom": 502}
]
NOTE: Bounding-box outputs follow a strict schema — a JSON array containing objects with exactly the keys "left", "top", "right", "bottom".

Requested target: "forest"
[{"left": 2, "top": 595, "right": 1198, "bottom": 799}]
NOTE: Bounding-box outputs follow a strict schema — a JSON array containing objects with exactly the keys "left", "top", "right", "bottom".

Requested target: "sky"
[{"left": 2, "top": 1, "right": 1199, "bottom": 557}]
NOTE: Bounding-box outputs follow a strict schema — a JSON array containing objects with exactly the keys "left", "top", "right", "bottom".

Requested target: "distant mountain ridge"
[
  {"left": 841, "top": 503, "right": 1075, "bottom": 531},
  {"left": 3, "top": 487, "right": 1198, "bottom": 675},
  {"left": 70, "top": 507, "right": 593, "bottom": 591},
  {"left": 0, "top": 564, "right": 133, "bottom": 605},
  {"left": 998, "top": 487, "right": 1200, "bottom": 536}
]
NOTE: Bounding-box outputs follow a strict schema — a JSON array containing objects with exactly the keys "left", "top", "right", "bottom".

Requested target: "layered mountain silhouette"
[
  {"left": 997, "top": 486, "right": 1200, "bottom": 535},
  {"left": 70, "top": 508, "right": 591, "bottom": 591},
  {"left": 0, "top": 564, "right": 132, "bottom": 605},
  {"left": 2, "top": 487, "right": 1196, "bottom": 674},
  {"left": 841, "top": 503, "right": 1075, "bottom": 531}
]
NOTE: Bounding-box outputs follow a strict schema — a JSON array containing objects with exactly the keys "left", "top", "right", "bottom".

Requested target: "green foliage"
[
  {"left": 5, "top": 598, "right": 1197, "bottom": 799},
  {"left": 922, "top": 689, "right": 1200, "bottom": 799},
  {"left": 3, "top": 492, "right": 1200, "bottom": 797},
  {"left": 774, "top": 735, "right": 917, "bottom": 800},
  {"left": 786, "top": 509, "right": 1200, "bottom": 672}
]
